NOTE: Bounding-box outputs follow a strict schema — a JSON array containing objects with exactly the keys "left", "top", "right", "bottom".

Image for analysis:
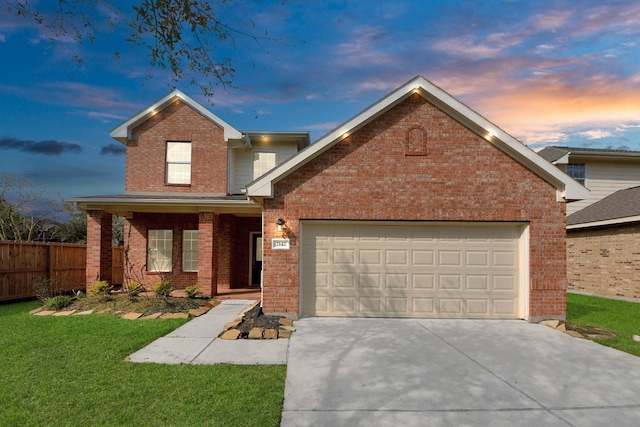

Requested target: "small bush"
[
  {"left": 153, "top": 281, "right": 173, "bottom": 298},
  {"left": 124, "top": 281, "right": 144, "bottom": 299},
  {"left": 43, "top": 295, "right": 73, "bottom": 311},
  {"left": 184, "top": 285, "right": 201, "bottom": 299},
  {"left": 33, "top": 278, "right": 59, "bottom": 303},
  {"left": 89, "top": 281, "right": 113, "bottom": 296}
]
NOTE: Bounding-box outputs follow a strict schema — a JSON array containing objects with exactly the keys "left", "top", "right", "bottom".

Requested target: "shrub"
[
  {"left": 89, "top": 281, "right": 113, "bottom": 296},
  {"left": 43, "top": 295, "right": 73, "bottom": 311},
  {"left": 124, "top": 281, "right": 144, "bottom": 299},
  {"left": 153, "top": 281, "right": 173, "bottom": 298},
  {"left": 33, "top": 277, "right": 59, "bottom": 303},
  {"left": 184, "top": 285, "right": 201, "bottom": 299}
]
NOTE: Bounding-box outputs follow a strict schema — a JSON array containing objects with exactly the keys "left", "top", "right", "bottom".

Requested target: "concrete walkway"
[
  {"left": 282, "top": 317, "right": 640, "bottom": 426},
  {"left": 127, "top": 299, "right": 289, "bottom": 365}
]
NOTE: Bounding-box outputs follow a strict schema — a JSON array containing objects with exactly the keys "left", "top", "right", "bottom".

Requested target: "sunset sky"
[{"left": 1, "top": 0, "right": 639, "bottom": 201}]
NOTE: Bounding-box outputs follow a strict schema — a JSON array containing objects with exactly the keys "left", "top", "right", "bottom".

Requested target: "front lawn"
[
  {"left": 0, "top": 301, "right": 286, "bottom": 426},
  {"left": 567, "top": 292, "right": 640, "bottom": 357}
]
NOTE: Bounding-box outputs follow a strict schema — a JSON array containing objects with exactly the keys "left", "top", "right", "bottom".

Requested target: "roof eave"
[
  {"left": 567, "top": 215, "right": 640, "bottom": 230},
  {"left": 109, "top": 89, "right": 243, "bottom": 144},
  {"left": 246, "top": 75, "right": 589, "bottom": 202}
]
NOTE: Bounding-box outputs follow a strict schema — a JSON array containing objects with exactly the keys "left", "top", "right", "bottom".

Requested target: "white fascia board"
[
  {"left": 246, "top": 77, "right": 424, "bottom": 197},
  {"left": 109, "top": 90, "right": 243, "bottom": 143},
  {"left": 552, "top": 153, "right": 570, "bottom": 165},
  {"left": 246, "top": 75, "right": 589, "bottom": 201},
  {"left": 567, "top": 215, "right": 640, "bottom": 230}
]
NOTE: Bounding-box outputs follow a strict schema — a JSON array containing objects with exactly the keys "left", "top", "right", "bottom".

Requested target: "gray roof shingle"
[{"left": 567, "top": 186, "right": 640, "bottom": 226}]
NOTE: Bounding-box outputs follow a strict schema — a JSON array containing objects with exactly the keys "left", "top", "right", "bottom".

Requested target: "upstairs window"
[
  {"left": 166, "top": 141, "right": 191, "bottom": 184},
  {"left": 566, "top": 163, "right": 586, "bottom": 186},
  {"left": 148, "top": 229, "right": 173, "bottom": 272},
  {"left": 253, "top": 152, "right": 277, "bottom": 180}
]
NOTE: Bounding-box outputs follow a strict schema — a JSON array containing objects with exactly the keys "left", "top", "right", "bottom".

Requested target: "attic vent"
[{"left": 405, "top": 126, "right": 428, "bottom": 156}]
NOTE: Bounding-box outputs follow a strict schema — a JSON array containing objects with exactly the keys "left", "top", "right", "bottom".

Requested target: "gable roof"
[
  {"left": 537, "top": 146, "right": 570, "bottom": 163},
  {"left": 110, "top": 89, "right": 244, "bottom": 143},
  {"left": 567, "top": 186, "right": 640, "bottom": 229},
  {"left": 246, "top": 76, "right": 588, "bottom": 202},
  {"left": 538, "top": 146, "right": 640, "bottom": 164}
]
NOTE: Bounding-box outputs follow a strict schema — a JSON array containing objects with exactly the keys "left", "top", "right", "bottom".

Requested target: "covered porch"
[{"left": 73, "top": 193, "right": 263, "bottom": 298}]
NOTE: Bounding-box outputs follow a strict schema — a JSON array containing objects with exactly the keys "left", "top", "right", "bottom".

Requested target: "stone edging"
[
  {"left": 219, "top": 301, "right": 295, "bottom": 340},
  {"left": 28, "top": 303, "right": 214, "bottom": 320}
]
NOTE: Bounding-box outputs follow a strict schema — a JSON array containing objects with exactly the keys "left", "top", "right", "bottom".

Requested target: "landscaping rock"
[
  {"left": 279, "top": 328, "right": 292, "bottom": 339},
  {"left": 220, "top": 329, "right": 241, "bottom": 340},
  {"left": 160, "top": 312, "right": 189, "bottom": 319},
  {"left": 53, "top": 310, "right": 76, "bottom": 316},
  {"left": 34, "top": 310, "right": 55, "bottom": 316},
  {"left": 122, "top": 312, "right": 143, "bottom": 320},
  {"left": 139, "top": 312, "right": 162, "bottom": 320},
  {"left": 633, "top": 335, "right": 640, "bottom": 342},
  {"left": 278, "top": 317, "right": 294, "bottom": 327},
  {"left": 556, "top": 323, "right": 567, "bottom": 332},
  {"left": 541, "top": 320, "right": 560, "bottom": 329},
  {"left": 264, "top": 329, "right": 278, "bottom": 339},
  {"left": 280, "top": 325, "right": 296, "bottom": 332},
  {"left": 73, "top": 310, "right": 94, "bottom": 316},
  {"left": 223, "top": 320, "right": 242, "bottom": 331},
  {"left": 565, "top": 330, "right": 585, "bottom": 339},
  {"left": 29, "top": 307, "right": 44, "bottom": 315},
  {"left": 248, "top": 327, "right": 263, "bottom": 339},
  {"left": 188, "top": 306, "right": 211, "bottom": 317}
]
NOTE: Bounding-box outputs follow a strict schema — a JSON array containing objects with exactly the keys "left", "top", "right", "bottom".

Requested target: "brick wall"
[
  {"left": 568, "top": 224, "right": 640, "bottom": 298},
  {"left": 122, "top": 212, "right": 260, "bottom": 295},
  {"left": 86, "top": 210, "right": 112, "bottom": 287},
  {"left": 123, "top": 213, "right": 199, "bottom": 289},
  {"left": 261, "top": 94, "right": 567, "bottom": 319},
  {"left": 125, "top": 100, "right": 228, "bottom": 194}
]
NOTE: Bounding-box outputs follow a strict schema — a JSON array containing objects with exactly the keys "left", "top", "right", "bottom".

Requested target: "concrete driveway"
[{"left": 282, "top": 318, "right": 640, "bottom": 426}]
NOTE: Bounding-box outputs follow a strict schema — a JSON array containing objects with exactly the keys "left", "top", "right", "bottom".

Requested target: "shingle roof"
[
  {"left": 537, "top": 146, "right": 570, "bottom": 162},
  {"left": 567, "top": 186, "right": 640, "bottom": 226},
  {"left": 537, "top": 145, "right": 640, "bottom": 163}
]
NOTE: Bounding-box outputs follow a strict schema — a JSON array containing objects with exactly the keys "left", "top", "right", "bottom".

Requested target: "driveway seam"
[{"left": 415, "top": 321, "right": 574, "bottom": 427}]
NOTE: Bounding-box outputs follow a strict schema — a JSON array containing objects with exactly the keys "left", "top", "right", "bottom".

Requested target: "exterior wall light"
[{"left": 276, "top": 218, "right": 286, "bottom": 233}]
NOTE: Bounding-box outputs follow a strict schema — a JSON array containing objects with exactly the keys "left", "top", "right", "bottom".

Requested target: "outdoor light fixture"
[{"left": 276, "top": 218, "right": 286, "bottom": 233}]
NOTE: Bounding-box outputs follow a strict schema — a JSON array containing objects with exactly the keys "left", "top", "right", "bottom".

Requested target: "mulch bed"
[{"left": 234, "top": 304, "right": 283, "bottom": 336}]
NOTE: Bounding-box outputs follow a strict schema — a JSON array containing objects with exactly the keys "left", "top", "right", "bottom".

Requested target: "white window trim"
[{"left": 166, "top": 141, "right": 192, "bottom": 184}]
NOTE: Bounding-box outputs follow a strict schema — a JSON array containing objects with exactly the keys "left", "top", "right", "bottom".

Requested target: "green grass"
[
  {"left": 567, "top": 292, "right": 640, "bottom": 357},
  {"left": 0, "top": 301, "right": 286, "bottom": 426}
]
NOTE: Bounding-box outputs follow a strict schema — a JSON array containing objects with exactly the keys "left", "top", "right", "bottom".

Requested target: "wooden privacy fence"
[{"left": 0, "top": 241, "right": 124, "bottom": 302}]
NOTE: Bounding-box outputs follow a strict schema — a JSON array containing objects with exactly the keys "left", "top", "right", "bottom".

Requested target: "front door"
[{"left": 250, "top": 233, "right": 262, "bottom": 286}]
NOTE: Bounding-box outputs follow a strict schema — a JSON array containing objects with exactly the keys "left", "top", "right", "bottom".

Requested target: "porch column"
[
  {"left": 86, "top": 210, "right": 112, "bottom": 289},
  {"left": 197, "top": 212, "right": 218, "bottom": 297}
]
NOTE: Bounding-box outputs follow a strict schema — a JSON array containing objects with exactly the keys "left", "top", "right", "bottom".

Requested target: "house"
[
  {"left": 73, "top": 76, "right": 587, "bottom": 321},
  {"left": 537, "top": 146, "right": 640, "bottom": 215},
  {"left": 539, "top": 146, "right": 640, "bottom": 298}
]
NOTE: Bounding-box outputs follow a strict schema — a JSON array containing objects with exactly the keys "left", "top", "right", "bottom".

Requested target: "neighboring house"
[
  {"left": 73, "top": 76, "right": 587, "bottom": 321},
  {"left": 538, "top": 146, "right": 640, "bottom": 215},
  {"left": 539, "top": 146, "right": 640, "bottom": 299}
]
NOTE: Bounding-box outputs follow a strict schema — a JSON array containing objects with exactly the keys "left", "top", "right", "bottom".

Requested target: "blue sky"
[{"left": 1, "top": 0, "right": 639, "bottom": 201}]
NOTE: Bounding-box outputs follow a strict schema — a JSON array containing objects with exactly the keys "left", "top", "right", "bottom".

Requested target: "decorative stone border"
[
  {"left": 219, "top": 301, "right": 295, "bottom": 340},
  {"left": 29, "top": 303, "right": 214, "bottom": 320}
]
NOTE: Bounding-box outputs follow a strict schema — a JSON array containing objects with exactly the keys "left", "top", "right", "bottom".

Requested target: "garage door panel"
[{"left": 302, "top": 222, "right": 521, "bottom": 318}]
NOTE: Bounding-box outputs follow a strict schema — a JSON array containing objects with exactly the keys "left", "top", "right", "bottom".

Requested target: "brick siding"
[
  {"left": 125, "top": 100, "right": 228, "bottom": 194},
  {"left": 568, "top": 224, "right": 640, "bottom": 298},
  {"left": 86, "top": 210, "right": 112, "bottom": 286},
  {"left": 261, "top": 94, "right": 567, "bottom": 319}
]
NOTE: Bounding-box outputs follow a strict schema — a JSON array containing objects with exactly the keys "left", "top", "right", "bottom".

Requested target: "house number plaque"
[{"left": 271, "top": 238, "right": 290, "bottom": 250}]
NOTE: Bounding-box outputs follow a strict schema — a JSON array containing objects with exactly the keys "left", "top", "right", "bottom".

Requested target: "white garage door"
[{"left": 301, "top": 221, "right": 524, "bottom": 318}]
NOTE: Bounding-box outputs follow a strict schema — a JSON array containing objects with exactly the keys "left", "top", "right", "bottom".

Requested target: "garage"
[{"left": 301, "top": 221, "right": 527, "bottom": 319}]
